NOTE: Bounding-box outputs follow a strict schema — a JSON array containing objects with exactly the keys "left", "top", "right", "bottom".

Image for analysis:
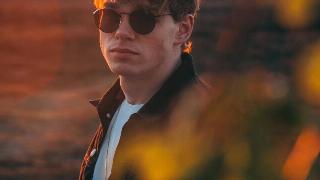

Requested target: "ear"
[{"left": 174, "top": 14, "right": 195, "bottom": 47}]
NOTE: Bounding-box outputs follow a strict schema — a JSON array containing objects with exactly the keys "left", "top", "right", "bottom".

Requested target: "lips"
[{"left": 110, "top": 48, "right": 139, "bottom": 55}]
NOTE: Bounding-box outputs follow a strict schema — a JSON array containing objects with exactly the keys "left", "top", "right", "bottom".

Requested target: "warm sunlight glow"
[
  {"left": 0, "top": 1, "right": 63, "bottom": 108},
  {"left": 94, "top": 0, "right": 105, "bottom": 9},
  {"left": 183, "top": 41, "right": 193, "bottom": 54}
]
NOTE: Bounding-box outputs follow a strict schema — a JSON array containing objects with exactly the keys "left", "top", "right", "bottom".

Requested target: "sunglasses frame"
[{"left": 93, "top": 8, "right": 172, "bottom": 35}]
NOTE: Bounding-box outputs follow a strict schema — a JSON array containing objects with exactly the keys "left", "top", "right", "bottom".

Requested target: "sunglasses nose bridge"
[
  {"left": 118, "top": 12, "right": 130, "bottom": 26},
  {"left": 115, "top": 13, "right": 135, "bottom": 39}
]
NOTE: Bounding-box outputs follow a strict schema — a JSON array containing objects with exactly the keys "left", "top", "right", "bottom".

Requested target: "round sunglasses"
[{"left": 93, "top": 8, "right": 172, "bottom": 35}]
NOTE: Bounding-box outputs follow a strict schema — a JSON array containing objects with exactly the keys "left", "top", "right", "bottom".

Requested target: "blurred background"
[{"left": 0, "top": 0, "right": 320, "bottom": 179}]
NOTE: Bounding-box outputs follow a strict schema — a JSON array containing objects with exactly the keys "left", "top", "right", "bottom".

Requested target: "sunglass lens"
[
  {"left": 130, "top": 10, "right": 156, "bottom": 35},
  {"left": 94, "top": 9, "right": 120, "bottom": 33}
]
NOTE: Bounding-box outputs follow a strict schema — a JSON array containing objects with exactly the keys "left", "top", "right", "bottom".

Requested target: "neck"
[{"left": 120, "top": 53, "right": 181, "bottom": 104}]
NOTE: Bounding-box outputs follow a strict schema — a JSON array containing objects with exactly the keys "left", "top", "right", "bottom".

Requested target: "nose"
[{"left": 114, "top": 15, "right": 135, "bottom": 40}]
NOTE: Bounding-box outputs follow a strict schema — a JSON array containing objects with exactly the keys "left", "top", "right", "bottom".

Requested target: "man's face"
[{"left": 99, "top": 1, "right": 180, "bottom": 77}]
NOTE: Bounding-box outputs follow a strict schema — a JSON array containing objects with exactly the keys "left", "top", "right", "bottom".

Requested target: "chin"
[{"left": 109, "top": 66, "right": 138, "bottom": 77}]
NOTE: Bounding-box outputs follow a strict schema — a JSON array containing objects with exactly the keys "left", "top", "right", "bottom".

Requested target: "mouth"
[{"left": 110, "top": 48, "right": 139, "bottom": 55}]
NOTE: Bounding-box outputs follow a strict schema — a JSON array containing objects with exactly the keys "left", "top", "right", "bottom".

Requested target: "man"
[{"left": 79, "top": 0, "right": 205, "bottom": 179}]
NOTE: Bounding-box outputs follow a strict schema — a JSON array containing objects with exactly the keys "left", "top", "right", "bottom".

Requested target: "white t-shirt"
[{"left": 92, "top": 99, "right": 143, "bottom": 180}]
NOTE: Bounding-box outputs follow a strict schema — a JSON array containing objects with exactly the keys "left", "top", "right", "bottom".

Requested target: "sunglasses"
[{"left": 93, "top": 8, "right": 172, "bottom": 35}]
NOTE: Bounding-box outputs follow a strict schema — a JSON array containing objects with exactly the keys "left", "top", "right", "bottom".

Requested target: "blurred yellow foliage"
[
  {"left": 276, "top": 0, "right": 315, "bottom": 28},
  {"left": 223, "top": 140, "right": 250, "bottom": 180},
  {"left": 283, "top": 125, "right": 320, "bottom": 180},
  {"left": 225, "top": 140, "right": 250, "bottom": 172},
  {"left": 297, "top": 41, "right": 320, "bottom": 105},
  {"left": 113, "top": 133, "right": 205, "bottom": 179}
]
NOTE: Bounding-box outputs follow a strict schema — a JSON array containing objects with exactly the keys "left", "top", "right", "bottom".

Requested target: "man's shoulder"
[
  {"left": 192, "top": 75, "right": 213, "bottom": 96},
  {"left": 171, "top": 75, "right": 212, "bottom": 115},
  {"left": 195, "top": 77, "right": 212, "bottom": 90}
]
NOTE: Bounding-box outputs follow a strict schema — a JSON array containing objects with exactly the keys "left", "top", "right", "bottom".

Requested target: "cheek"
[
  {"left": 99, "top": 31, "right": 108, "bottom": 49},
  {"left": 156, "top": 26, "right": 177, "bottom": 51},
  {"left": 146, "top": 31, "right": 175, "bottom": 54},
  {"left": 99, "top": 31, "right": 112, "bottom": 59},
  {"left": 142, "top": 39, "right": 166, "bottom": 59}
]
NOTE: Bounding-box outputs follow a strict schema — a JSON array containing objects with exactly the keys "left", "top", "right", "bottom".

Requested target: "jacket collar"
[{"left": 89, "top": 53, "right": 197, "bottom": 126}]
